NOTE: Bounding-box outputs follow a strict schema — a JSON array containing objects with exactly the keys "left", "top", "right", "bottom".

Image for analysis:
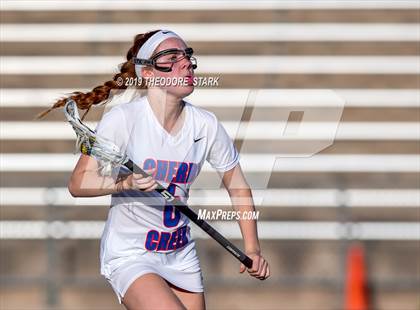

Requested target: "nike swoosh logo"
[{"left": 194, "top": 137, "right": 204, "bottom": 143}]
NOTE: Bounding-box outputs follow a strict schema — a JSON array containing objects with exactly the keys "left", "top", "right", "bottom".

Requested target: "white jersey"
[{"left": 97, "top": 95, "right": 239, "bottom": 277}]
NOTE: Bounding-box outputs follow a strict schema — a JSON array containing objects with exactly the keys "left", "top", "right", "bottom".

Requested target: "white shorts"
[{"left": 103, "top": 241, "right": 204, "bottom": 304}]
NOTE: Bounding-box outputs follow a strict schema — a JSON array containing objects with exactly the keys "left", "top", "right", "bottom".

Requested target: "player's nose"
[{"left": 180, "top": 55, "right": 195, "bottom": 71}]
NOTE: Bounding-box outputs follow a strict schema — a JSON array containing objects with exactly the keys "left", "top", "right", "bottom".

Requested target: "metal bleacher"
[{"left": 0, "top": 1, "right": 419, "bottom": 309}]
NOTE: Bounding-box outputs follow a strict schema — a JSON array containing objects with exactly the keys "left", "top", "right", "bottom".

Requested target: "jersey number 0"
[{"left": 163, "top": 183, "right": 181, "bottom": 227}]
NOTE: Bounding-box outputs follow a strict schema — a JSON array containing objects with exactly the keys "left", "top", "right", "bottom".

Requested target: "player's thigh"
[
  {"left": 169, "top": 283, "right": 205, "bottom": 310},
  {"left": 122, "top": 273, "right": 186, "bottom": 310}
]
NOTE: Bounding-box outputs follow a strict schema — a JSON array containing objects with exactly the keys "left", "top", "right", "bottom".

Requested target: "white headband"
[{"left": 134, "top": 30, "right": 183, "bottom": 78}]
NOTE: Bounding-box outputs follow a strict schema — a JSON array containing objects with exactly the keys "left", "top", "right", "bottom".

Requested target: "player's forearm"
[
  {"left": 68, "top": 169, "right": 121, "bottom": 197},
  {"left": 228, "top": 188, "right": 261, "bottom": 254}
]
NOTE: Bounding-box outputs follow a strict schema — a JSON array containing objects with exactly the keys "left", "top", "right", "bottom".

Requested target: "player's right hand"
[{"left": 119, "top": 168, "right": 159, "bottom": 192}]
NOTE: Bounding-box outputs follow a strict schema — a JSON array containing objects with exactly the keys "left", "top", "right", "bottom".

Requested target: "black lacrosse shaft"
[{"left": 124, "top": 159, "right": 253, "bottom": 269}]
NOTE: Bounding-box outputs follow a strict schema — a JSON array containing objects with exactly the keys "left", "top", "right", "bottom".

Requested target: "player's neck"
[{"left": 146, "top": 90, "right": 185, "bottom": 134}]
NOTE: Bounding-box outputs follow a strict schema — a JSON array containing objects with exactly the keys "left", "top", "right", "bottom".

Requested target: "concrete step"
[
  {"left": 2, "top": 107, "right": 419, "bottom": 122},
  {"left": 1, "top": 205, "right": 418, "bottom": 222},
  {"left": 0, "top": 205, "right": 109, "bottom": 221},
  {"left": 1, "top": 9, "right": 419, "bottom": 23},
  {"left": 2, "top": 41, "right": 419, "bottom": 56},
  {"left": 1, "top": 171, "right": 418, "bottom": 188},
  {"left": 2, "top": 239, "right": 418, "bottom": 280},
  {"left": 1, "top": 74, "right": 417, "bottom": 88},
  {"left": 2, "top": 140, "right": 418, "bottom": 154}
]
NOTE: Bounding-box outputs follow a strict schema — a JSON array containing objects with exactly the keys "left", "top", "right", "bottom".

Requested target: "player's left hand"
[{"left": 239, "top": 252, "right": 270, "bottom": 280}]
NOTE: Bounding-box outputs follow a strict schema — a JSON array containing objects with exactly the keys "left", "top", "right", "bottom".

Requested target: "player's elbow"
[
  {"left": 68, "top": 178, "right": 82, "bottom": 197},
  {"left": 227, "top": 187, "right": 252, "bottom": 197}
]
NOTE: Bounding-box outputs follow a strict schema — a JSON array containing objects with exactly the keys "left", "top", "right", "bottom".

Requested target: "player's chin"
[{"left": 169, "top": 85, "right": 195, "bottom": 98}]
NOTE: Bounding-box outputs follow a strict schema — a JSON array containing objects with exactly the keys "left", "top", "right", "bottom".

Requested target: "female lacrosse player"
[{"left": 41, "top": 30, "right": 269, "bottom": 310}]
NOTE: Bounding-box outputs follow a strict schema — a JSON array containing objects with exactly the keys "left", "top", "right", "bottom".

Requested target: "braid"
[{"left": 37, "top": 30, "right": 160, "bottom": 120}]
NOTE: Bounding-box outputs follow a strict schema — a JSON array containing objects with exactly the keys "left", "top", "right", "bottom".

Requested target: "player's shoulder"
[
  {"left": 101, "top": 95, "right": 148, "bottom": 122},
  {"left": 184, "top": 99, "right": 218, "bottom": 127}
]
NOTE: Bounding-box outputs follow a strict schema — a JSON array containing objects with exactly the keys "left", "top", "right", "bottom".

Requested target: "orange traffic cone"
[{"left": 345, "top": 243, "right": 368, "bottom": 310}]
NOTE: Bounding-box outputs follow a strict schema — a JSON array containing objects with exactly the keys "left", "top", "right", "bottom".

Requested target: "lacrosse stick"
[{"left": 64, "top": 98, "right": 253, "bottom": 268}]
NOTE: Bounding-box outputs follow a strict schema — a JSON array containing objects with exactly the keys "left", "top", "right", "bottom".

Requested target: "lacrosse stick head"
[{"left": 64, "top": 98, "right": 128, "bottom": 175}]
